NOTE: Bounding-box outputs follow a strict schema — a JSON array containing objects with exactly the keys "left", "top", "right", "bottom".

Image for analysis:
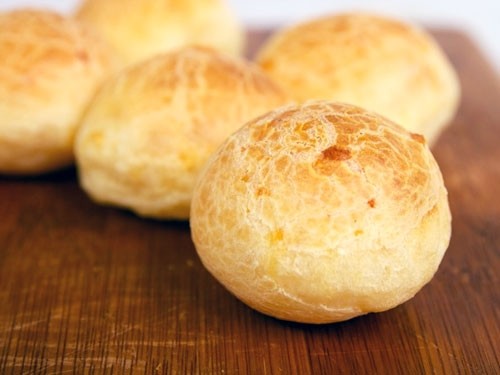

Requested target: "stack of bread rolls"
[{"left": 0, "top": 3, "right": 458, "bottom": 324}]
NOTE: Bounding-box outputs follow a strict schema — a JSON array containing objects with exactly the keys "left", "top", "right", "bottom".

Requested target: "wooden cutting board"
[{"left": 0, "top": 29, "right": 499, "bottom": 374}]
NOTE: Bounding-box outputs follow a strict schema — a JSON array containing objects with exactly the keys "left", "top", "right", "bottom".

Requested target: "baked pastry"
[
  {"left": 256, "top": 13, "right": 460, "bottom": 145},
  {"left": 191, "top": 101, "right": 451, "bottom": 323},
  {"left": 76, "top": 0, "right": 244, "bottom": 66},
  {"left": 0, "top": 9, "right": 115, "bottom": 175},
  {"left": 75, "top": 46, "right": 290, "bottom": 219}
]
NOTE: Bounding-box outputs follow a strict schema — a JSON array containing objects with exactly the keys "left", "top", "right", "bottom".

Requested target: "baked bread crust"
[
  {"left": 76, "top": 0, "right": 244, "bottom": 66},
  {"left": 191, "top": 101, "right": 451, "bottom": 323},
  {"left": 0, "top": 9, "right": 115, "bottom": 174},
  {"left": 256, "top": 13, "right": 460, "bottom": 145},
  {"left": 75, "top": 46, "right": 290, "bottom": 219}
]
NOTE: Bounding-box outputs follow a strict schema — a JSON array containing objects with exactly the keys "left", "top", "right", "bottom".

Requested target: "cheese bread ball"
[
  {"left": 76, "top": 0, "right": 244, "bottom": 66},
  {"left": 0, "top": 9, "right": 115, "bottom": 175},
  {"left": 191, "top": 101, "right": 451, "bottom": 323},
  {"left": 75, "top": 46, "right": 290, "bottom": 219},
  {"left": 256, "top": 13, "right": 460, "bottom": 145}
]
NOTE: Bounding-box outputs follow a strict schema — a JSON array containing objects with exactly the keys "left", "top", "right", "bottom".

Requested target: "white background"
[{"left": 1, "top": 0, "right": 499, "bottom": 72}]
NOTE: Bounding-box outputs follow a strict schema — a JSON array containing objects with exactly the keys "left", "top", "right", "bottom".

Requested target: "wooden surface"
[{"left": 1, "top": 29, "right": 499, "bottom": 374}]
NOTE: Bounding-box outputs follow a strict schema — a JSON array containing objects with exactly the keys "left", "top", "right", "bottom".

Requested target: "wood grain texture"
[{"left": 0, "top": 29, "right": 499, "bottom": 374}]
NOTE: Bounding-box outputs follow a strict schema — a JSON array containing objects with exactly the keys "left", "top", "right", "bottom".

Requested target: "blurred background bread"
[
  {"left": 0, "top": 9, "right": 115, "bottom": 175},
  {"left": 191, "top": 101, "right": 451, "bottom": 323},
  {"left": 76, "top": 0, "right": 245, "bottom": 67},
  {"left": 256, "top": 13, "right": 460, "bottom": 145},
  {"left": 75, "top": 46, "right": 290, "bottom": 219}
]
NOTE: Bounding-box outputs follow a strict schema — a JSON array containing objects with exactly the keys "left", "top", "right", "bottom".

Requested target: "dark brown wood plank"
[{"left": 0, "top": 29, "right": 499, "bottom": 374}]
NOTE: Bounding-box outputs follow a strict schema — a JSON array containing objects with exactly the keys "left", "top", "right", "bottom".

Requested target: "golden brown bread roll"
[
  {"left": 256, "top": 13, "right": 460, "bottom": 145},
  {"left": 0, "top": 9, "right": 115, "bottom": 175},
  {"left": 76, "top": 0, "right": 245, "bottom": 66},
  {"left": 75, "top": 46, "right": 290, "bottom": 219},
  {"left": 190, "top": 101, "right": 451, "bottom": 324}
]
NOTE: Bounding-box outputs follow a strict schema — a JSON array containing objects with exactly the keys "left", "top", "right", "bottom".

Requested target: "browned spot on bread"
[
  {"left": 268, "top": 228, "right": 284, "bottom": 244},
  {"left": 322, "top": 146, "right": 351, "bottom": 161},
  {"left": 256, "top": 187, "right": 270, "bottom": 196},
  {"left": 411, "top": 133, "right": 426, "bottom": 145},
  {"left": 313, "top": 145, "right": 352, "bottom": 176},
  {"left": 251, "top": 124, "right": 271, "bottom": 142},
  {"left": 251, "top": 109, "right": 298, "bottom": 142},
  {"left": 368, "top": 198, "right": 376, "bottom": 208}
]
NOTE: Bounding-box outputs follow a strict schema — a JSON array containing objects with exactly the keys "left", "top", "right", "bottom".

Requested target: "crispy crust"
[
  {"left": 0, "top": 9, "right": 115, "bottom": 174},
  {"left": 256, "top": 13, "right": 460, "bottom": 145},
  {"left": 75, "top": 46, "right": 290, "bottom": 219},
  {"left": 191, "top": 101, "right": 451, "bottom": 323}
]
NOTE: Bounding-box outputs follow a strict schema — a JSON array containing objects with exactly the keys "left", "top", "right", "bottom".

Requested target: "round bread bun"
[
  {"left": 190, "top": 101, "right": 451, "bottom": 324},
  {"left": 76, "top": 0, "right": 245, "bottom": 66},
  {"left": 256, "top": 13, "right": 460, "bottom": 146},
  {"left": 0, "top": 9, "right": 115, "bottom": 175},
  {"left": 75, "top": 46, "right": 290, "bottom": 219}
]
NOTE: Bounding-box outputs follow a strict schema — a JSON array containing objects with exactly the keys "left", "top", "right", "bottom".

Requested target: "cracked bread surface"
[
  {"left": 0, "top": 9, "right": 115, "bottom": 174},
  {"left": 75, "top": 46, "right": 290, "bottom": 219},
  {"left": 191, "top": 101, "right": 451, "bottom": 323},
  {"left": 256, "top": 13, "right": 460, "bottom": 145}
]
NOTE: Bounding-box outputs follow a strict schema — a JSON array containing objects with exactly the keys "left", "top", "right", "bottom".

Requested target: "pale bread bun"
[
  {"left": 75, "top": 46, "right": 290, "bottom": 219},
  {"left": 0, "top": 9, "right": 115, "bottom": 175},
  {"left": 76, "top": 0, "right": 244, "bottom": 66},
  {"left": 256, "top": 13, "right": 460, "bottom": 145},
  {"left": 191, "top": 101, "right": 451, "bottom": 324}
]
